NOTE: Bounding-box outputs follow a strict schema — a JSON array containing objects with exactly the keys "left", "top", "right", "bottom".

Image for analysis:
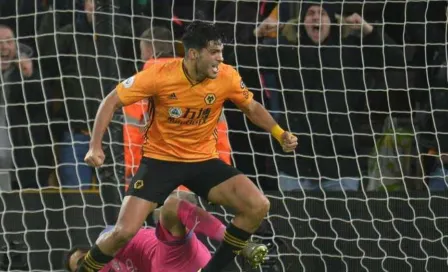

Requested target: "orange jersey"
[
  {"left": 116, "top": 58, "right": 253, "bottom": 162},
  {"left": 123, "top": 58, "right": 178, "bottom": 180}
]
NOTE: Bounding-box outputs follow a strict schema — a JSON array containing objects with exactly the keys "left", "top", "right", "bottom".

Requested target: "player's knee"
[
  {"left": 258, "top": 195, "right": 271, "bottom": 217},
  {"left": 247, "top": 195, "right": 270, "bottom": 221},
  {"left": 110, "top": 226, "right": 138, "bottom": 246},
  {"left": 163, "top": 196, "right": 180, "bottom": 211},
  {"left": 160, "top": 197, "right": 180, "bottom": 220}
]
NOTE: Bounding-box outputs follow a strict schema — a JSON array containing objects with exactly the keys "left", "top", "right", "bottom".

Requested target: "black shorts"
[{"left": 126, "top": 157, "right": 242, "bottom": 206}]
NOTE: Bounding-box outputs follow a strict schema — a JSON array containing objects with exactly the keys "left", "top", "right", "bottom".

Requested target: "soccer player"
[
  {"left": 66, "top": 191, "right": 266, "bottom": 272},
  {"left": 79, "top": 21, "right": 298, "bottom": 272},
  {"left": 123, "top": 26, "right": 232, "bottom": 186}
]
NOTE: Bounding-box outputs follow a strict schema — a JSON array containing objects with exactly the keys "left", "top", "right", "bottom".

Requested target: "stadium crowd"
[{"left": 0, "top": 0, "right": 448, "bottom": 194}]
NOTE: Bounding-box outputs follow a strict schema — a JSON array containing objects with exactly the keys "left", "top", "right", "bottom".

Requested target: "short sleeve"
[
  {"left": 227, "top": 68, "right": 254, "bottom": 107},
  {"left": 116, "top": 65, "right": 159, "bottom": 106}
]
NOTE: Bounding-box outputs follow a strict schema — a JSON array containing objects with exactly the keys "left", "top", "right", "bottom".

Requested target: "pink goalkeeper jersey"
[{"left": 100, "top": 223, "right": 211, "bottom": 272}]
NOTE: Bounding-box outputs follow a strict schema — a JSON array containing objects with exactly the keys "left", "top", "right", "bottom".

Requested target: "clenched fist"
[
  {"left": 18, "top": 55, "right": 33, "bottom": 78},
  {"left": 281, "top": 132, "right": 298, "bottom": 153},
  {"left": 254, "top": 17, "right": 281, "bottom": 38},
  {"left": 335, "top": 13, "right": 373, "bottom": 37},
  {"left": 84, "top": 147, "right": 105, "bottom": 167}
]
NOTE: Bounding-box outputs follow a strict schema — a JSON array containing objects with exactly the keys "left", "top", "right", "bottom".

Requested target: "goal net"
[{"left": 0, "top": 0, "right": 448, "bottom": 271}]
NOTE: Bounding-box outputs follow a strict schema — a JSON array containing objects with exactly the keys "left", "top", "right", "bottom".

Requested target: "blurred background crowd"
[{"left": 1, "top": 0, "right": 448, "bottom": 194}]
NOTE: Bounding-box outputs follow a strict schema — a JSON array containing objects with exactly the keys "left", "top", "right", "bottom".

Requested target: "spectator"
[
  {"left": 405, "top": 1, "right": 448, "bottom": 191},
  {"left": 259, "top": 1, "right": 405, "bottom": 192},
  {"left": 37, "top": 0, "right": 133, "bottom": 188},
  {"left": 416, "top": 44, "right": 448, "bottom": 191},
  {"left": 139, "top": 27, "right": 174, "bottom": 62},
  {"left": 0, "top": 25, "right": 53, "bottom": 189},
  {"left": 38, "top": 0, "right": 96, "bottom": 188}
]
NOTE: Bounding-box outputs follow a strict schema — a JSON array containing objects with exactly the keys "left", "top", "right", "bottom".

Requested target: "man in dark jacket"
[
  {"left": 0, "top": 24, "right": 53, "bottom": 189},
  {"left": 259, "top": 1, "right": 405, "bottom": 192},
  {"left": 38, "top": 0, "right": 134, "bottom": 190}
]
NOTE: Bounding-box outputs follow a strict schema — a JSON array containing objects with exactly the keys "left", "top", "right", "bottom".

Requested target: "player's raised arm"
[
  {"left": 228, "top": 69, "right": 298, "bottom": 152},
  {"left": 85, "top": 67, "right": 159, "bottom": 167}
]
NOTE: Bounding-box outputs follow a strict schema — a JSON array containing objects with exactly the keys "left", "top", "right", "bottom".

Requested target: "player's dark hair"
[
  {"left": 181, "top": 21, "right": 222, "bottom": 51},
  {"left": 63, "top": 245, "right": 90, "bottom": 272}
]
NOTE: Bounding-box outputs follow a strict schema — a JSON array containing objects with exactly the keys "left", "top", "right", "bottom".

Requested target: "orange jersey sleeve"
[
  {"left": 116, "top": 65, "right": 160, "bottom": 106},
  {"left": 227, "top": 68, "right": 254, "bottom": 108}
]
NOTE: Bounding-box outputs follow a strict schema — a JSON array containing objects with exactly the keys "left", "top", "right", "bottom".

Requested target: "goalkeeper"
[
  {"left": 66, "top": 191, "right": 267, "bottom": 272},
  {"left": 79, "top": 21, "right": 297, "bottom": 272}
]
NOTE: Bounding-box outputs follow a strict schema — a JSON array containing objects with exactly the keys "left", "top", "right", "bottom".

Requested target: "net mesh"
[{"left": 0, "top": 0, "right": 448, "bottom": 271}]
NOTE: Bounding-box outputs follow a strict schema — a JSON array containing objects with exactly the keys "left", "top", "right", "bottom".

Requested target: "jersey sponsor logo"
[
  {"left": 168, "top": 107, "right": 183, "bottom": 118},
  {"left": 122, "top": 76, "right": 135, "bottom": 88},
  {"left": 134, "top": 180, "right": 144, "bottom": 190},
  {"left": 168, "top": 107, "right": 211, "bottom": 125},
  {"left": 204, "top": 93, "right": 216, "bottom": 105}
]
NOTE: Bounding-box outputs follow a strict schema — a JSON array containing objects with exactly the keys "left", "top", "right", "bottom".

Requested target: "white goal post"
[{"left": 0, "top": 0, "right": 448, "bottom": 271}]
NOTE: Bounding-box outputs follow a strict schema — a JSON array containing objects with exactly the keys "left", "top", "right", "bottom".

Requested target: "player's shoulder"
[
  {"left": 218, "top": 63, "right": 239, "bottom": 79},
  {"left": 213, "top": 64, "right": 242, "bottom": 92}
]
